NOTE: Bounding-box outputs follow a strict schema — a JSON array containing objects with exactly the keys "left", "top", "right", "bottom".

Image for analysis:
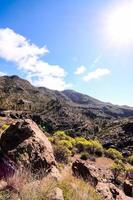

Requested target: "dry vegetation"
[{"left": 0, "top": 169, "right": 102, "bottom": 200}]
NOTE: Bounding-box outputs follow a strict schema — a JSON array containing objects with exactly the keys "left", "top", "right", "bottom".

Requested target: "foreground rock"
[
  {"left": 123, "top": 180, "right": 133, "bottom": 197},
  {"left": 72, "top": 159, "right": 113, "bottom": 186},
  {"left": 72, "top": 159, "right": 133, "bottom": 200},
  {"left": 48, "top": 187, "right": 64, "bottom": 200},
  {"left": 96, "top": 182, "right": 133, "bottom": 200},
  {"left": 0, "top": 119, "right": 56, "bottom": 172}
]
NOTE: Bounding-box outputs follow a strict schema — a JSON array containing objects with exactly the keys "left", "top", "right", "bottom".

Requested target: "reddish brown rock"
[
  {"left": 96, "top": 182, "right": 133, "bottom": 200},
  {"left": 72, "top": 159, "right": 113, "bottom": 186},
  {"left": 0, "top": 119, "right": 56, "bottom": 172}
]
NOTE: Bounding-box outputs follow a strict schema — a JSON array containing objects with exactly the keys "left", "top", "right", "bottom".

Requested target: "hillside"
[{"left": 0, "top": 75, "right": 133, "bottom": 135}]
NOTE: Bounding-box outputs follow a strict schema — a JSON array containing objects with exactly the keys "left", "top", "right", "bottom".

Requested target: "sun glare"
[{"left": 107, "top": 2, "right": 133, "bottom": 45}]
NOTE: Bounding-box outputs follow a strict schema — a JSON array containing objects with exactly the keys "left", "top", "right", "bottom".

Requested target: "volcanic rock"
[
  {"left": 72, "top": 159, "right": 113, "bottom": 186},
  {"left": 0, "top": 119, "right": 56, "bottom": 172}
]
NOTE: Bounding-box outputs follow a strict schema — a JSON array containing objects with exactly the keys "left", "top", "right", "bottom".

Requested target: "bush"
[
  {"left": 2, "top": 124, "right": 9, "bottom": 131},
  {"left": 54, "top": 145, "right": 71, "bottom": 163},
  {"left": 51, "top": 131, "right": 76, "bottom": 147},
  {"left": 75, "top": 141, "right": 88, "bottom": 153},
  {"left": 75, "top": 138, "right": 103, "bottom": 156},
  {"left": 125, "top": 166, "right": 133, "bottom": 179},
  {"left": 105, "top": 148, "right": 123, "bottom": 160},
  {"left": 80, "top": 152, "right": 89, "bottom": 160},
  {"left": 111, "top": 160, "right": 125, "bottom": 180},
  {"left": 86, "top": 140, "right": 103, "bottom": 156},
  {"left": 127, "top": 155, "right": 133, "bottom": 165},
  {"left": 58, "top": 140, "right": 73, "bottom": 150}
]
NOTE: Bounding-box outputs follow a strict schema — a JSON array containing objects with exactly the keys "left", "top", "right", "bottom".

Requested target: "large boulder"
[{"left": 0, "top": 119, "right": 56, "bottom": 172}]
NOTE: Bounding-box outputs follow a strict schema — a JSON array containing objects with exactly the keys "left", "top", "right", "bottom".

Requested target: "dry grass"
[
  {"left": 0, "top": 168, "right": 102, "bottom": 200},
  {"left": 58, "top": 173, "right": 102, "bottom": 200}
]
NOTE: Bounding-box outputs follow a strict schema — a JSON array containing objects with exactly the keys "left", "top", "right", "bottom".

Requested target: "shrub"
[
  {"left": 58, "top": 140, "right": 73, "bottom": 150},
  {"left": 111, "top": 161, "right": 125, "bottom": 180},
  {"left": 86, "top": 140, "right": 103, "bottom": 156},
  {"left": 75, "top": 138, "right": 103, "bottom": 156},
  {"left": 54, "top": 144, "right": 71, "bottom": 163},
  {"left": 75, "top": 141, "right": 88, "bottom": 153},
  {"left": 80, "top": 152, "right": 89, "bottom": 160},
  {"left": 52, "top": 131, "right": 76, "bottom": 147},
  {"left": 105, "top": 148, "right": 123, "bottom": 160},
  {"left": 127, "top": 155, "right": 133, "bottom": 165},
  {"left": 125, "top": 166, "right": 133, "bottom": 179},
  {"left": 54, "top": 131, "right": 67, "bottom": 140},
  {"left": 2, "top": 124, "right": 9, "bottom": 131}
]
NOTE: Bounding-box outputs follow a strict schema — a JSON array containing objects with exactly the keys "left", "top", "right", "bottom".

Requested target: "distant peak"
[{"left": 10, "top": 75, "right": 20, "bottom": 79}]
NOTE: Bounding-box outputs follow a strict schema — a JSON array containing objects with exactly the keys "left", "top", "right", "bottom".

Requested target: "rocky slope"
[
  {"left": 0, "top": 75, "right": 133, "bottom": 135},
  {"left": 100, "top": 118, "right": 133, "bottom": 155}
]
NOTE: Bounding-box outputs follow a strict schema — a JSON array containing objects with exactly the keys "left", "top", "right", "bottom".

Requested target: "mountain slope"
[{"left": 0, "top": 75, "right": 133, "bottom": 134}]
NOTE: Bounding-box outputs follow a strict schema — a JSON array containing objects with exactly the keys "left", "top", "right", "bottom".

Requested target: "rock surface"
[
  {"left": 48, "top": 187, "right": 64, "bottom": 200},
  {"left": 123, "top": 180, "right": 133, "bottom": 197},
  {"left": 101, "top": 119, "right": 133, "bottom": 154},
  {"left": 0, "top": 119, "right": 56, "bottom": 172},
  {"left": 72, "top": 159, "right": 113, "bottom": 186},
  {"left": 96, "top": 182, "right": 133, "bottom": 200}
]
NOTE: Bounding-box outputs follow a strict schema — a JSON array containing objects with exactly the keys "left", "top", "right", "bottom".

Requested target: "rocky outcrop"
[
  {"left": 96, "top": 182, "right": 133, "bottom": 200},
  {"left": 0, "top": 119, "right": 56, "bottom": 172},
  {"left": 72, "top": 159, "right": 133, "bottom": 200},
  {"left": 101, "top": 119, "right": 133, "bottom": 155},
  {"left": 72, "top": 159, "right": 113, "bottom": 186},
  {"left": 123, "top": 180, "right": 133, "bottom": 197}
]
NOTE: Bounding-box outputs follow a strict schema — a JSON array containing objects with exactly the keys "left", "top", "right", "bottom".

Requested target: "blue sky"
[{"left": 0, "top": 0, "right": 133, "bottom": 106}]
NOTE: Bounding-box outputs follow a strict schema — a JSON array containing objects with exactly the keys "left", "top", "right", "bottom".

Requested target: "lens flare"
[{"left": 107, "top": 2, "right": 133, "bottom": 45}]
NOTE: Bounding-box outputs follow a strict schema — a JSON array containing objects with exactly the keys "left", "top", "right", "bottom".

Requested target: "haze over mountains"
[{"left": 0, "top": 75, "right": 133, "bottom": 134}]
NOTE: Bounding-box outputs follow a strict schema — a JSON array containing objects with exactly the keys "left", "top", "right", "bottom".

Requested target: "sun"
[{"left": 107, "top": 2, "right": 133, "bottom": 45}]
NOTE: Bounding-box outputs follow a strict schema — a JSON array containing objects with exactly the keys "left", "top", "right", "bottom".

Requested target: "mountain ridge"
[{"left": 0, "top": 75, "right": 133, "bottom": 134}]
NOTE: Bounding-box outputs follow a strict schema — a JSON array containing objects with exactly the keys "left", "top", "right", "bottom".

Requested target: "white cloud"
[
  {"left": 0, "top": 28, "right": 71, "bottom": 90},
  {"left": 75, "top": 65, "right": 86, "bottom": 75},
  {"left": 0, "top": 71, "right": 6, "bottom": 76},
  {"left": 83, "top": 68, "right": 111, "bottom": 81},
  {"left": 32, "top": 76, "right": 72, "bottom": 91}
]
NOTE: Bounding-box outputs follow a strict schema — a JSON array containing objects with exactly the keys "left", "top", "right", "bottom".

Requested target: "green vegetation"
[
  {"left": 75, "top": 137, "right": 103, "bottom": 156},
  {"left": 125, "top": 166, "right": 133, "bottom": 180},
  {"left": 54, "top": 145, "right": 71, "bottom": 163},
  {"left": 0, "top": 191, "right": 11, "bottom": 200},
  {"left": 127, "top": 155, "right": 133, "bottom": 165},
  {"left": 1, "top": 124, "right": 9, "bottom": 131},
  {"left": 111, "top": 159, "right": 125, "bottom": 180},
  {"left": 105, "top": 148, "right": 123, "bottom": 160},
  {"left": 80, "top": 152, "right": 89, "bottom": 160},
  {"left": 49, "top": 131, "right": 105, "bottom": 164}
]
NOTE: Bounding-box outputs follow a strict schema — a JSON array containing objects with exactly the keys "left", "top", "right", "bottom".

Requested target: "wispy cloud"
[
  {"left": 83, "top": 68, "right": 111, "bottom": 81},
  {"left": 75, "top": 65, "right": 86, "bottom": 75},
  {"left": 0, "top": 28, "right": 71, "bottom": 90}
]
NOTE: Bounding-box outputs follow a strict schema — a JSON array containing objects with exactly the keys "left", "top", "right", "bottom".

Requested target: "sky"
[{"left": 0, "top": 0, "right": 133, "bottom": 106}]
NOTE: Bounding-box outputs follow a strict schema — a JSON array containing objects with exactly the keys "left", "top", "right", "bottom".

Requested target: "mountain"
[{"left": 0, "top": 75, "right": 133, "bottom": 135}]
